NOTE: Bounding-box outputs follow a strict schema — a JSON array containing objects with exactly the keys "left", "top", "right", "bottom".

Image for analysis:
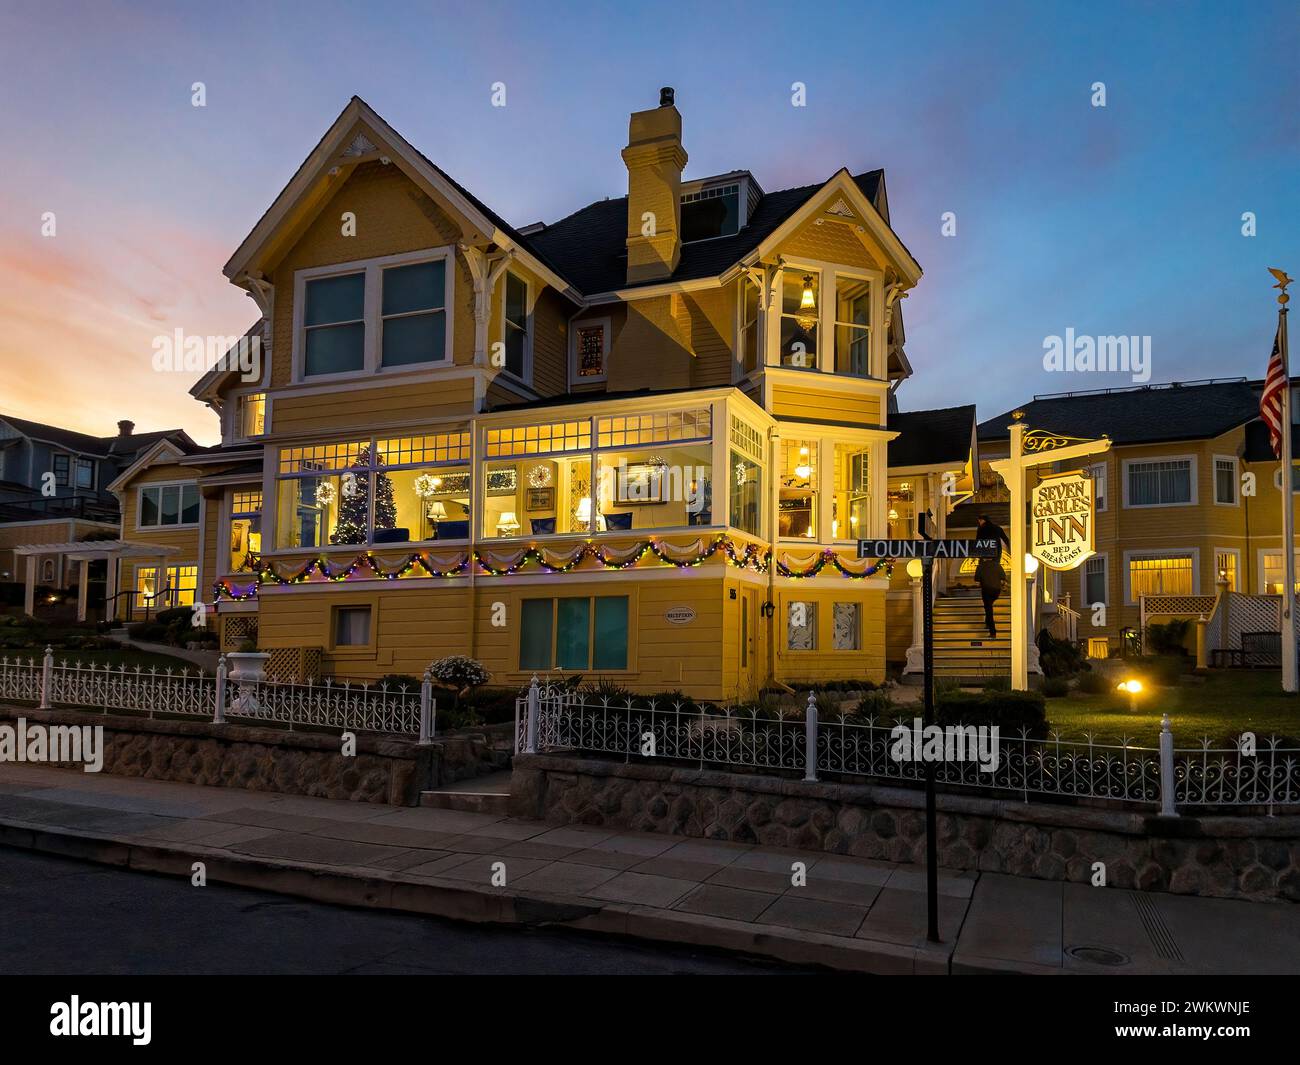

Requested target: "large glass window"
[
  {"left": 1261, "top": 552, "right": 1300, "bottom": 595},
  {"left": 136, "top": 565, "right": 197, "bottom": 609},
  {"left": 503, "top": 272, "right": 529, "bottom": 379},
  {"left": 1129, "top": 556, "right": 1193, "bottom": 598},
  {"left": 520, "top": 596, "right": 629, "bottom": 671},
  {"left": 140, "top": 484, "right": 199, "bottom": 528},
  {"left": 1127, "top": 459, "right": 1193, "bottom": 506},
  {"left": 779, "top": 439, "right": 817, "bottom": 539},
  {"left": 275, "top": 434, "right": 471, "bottom": 548},
  {"left": 833, "top": 276, "right": 871, "bottom": 376},
  {"left": 229, "top": 490, "right": 263, "bottom": 572},
  {"left": 304, "top": 272, "right": 365, "bottom": 376},
  {"left": 779, "top": 273, "right": 818, "bottom": 369},
  {"left": 833, "top": 444, "right": 870, "bottom": 541},
  {"left": 382, "top": 260, "right": 446, "bottom": 368}
]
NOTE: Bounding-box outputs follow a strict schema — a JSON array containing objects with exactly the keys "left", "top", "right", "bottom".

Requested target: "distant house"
[{"left": 0, "top": 416, "right": 195, "bottom": 587}]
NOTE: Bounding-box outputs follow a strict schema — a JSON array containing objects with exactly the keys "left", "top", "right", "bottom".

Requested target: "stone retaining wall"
[
  {"left": 0, "top": 705, "right": 494, "bottom": 805},
  {"left": 510, "top": 754, "right": 1300, "bottom": 902}
]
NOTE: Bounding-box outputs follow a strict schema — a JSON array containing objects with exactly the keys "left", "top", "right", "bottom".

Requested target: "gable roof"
[
  {"left": 0, "top": 415, "right": 196, "bottom": 459},
  {"left": 527, "top": 172, "right": 884, "bottom": 296},
  {"left": 888, "top": 405, "right": 978, "bottom": 470},
  {"left": 977, "top": 380, "right": 1262, "bottom": 447}
]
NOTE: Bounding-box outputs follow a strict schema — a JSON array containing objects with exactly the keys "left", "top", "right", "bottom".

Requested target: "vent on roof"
[{"left": 517, "top": 221, "right": 546, "bottom": 236}]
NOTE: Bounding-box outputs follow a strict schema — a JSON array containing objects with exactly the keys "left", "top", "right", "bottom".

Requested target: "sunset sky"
[{"left": 1, "top": 0, "right": 1296, "bottom": 445}]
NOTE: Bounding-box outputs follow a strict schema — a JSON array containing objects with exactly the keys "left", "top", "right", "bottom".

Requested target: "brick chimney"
[
  {"left": 117, "top": 420, "right": 135, "bottom": 437},
  {"left": 622, "top": 87, "right": 688, "bottom": 285}
]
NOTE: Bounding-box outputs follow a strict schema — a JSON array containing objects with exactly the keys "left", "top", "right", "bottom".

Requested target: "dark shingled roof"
[
  {"left": 977, "top": 381, "right": 1262, "bottom": 446},
  {"left": 888, "top": 405, "right": 976, "bottom": 469},
  {"left": 526, "top": 172, "right": 884, "bottom": 296},
  {"left": 0, "top": 415, "right": 196, "bottom": 457}
]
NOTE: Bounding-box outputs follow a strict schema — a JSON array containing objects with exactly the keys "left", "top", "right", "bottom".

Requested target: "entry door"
[{"left": 738, "top": 587, "right": 760, "bottom": 698}]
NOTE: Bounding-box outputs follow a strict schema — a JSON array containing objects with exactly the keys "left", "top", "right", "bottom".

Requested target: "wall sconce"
[{"left": 760, "top": 601, "right": 775, "bottom": 618}]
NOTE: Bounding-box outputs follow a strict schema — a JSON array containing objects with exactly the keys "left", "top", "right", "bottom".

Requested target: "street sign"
[{"left": 858, "top": 537, "right": 1003, "bottom": 560}]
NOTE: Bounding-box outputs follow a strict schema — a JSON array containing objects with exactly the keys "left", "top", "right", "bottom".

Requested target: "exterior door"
[{"left": 738, "top": 586, "right": 761, "bottom": 699}]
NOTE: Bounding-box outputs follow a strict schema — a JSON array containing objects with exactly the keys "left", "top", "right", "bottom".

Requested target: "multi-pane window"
[
  {"left": 52, "top": 454, "right": 69, "bottom": 487},
  {"left": 520, "top": 596, "right": 629, "bottom": 671},
  {"left": 1126, "top": 459, "right": 1193, "bottom": 506},
  {"left": 276, "top": 434, "right": 471, "bottom": 548},
  {"left": 1129, "top": 556, "right": 1193, "bottom": 599},
  {"left": 140, "top": 484, "right": 199, "bottom": 527},
  {"left": 1215, "top": 550, "right": 1237, "bottom": 592},
  {"left": 779, "top": 273, "right": 818, "bottom": 369},
  {"left": 503, "top": 273, "right": 529, "bottom": 379},
  {"left": 1261, "top": 552, "right": 1300, "bottom": 595},
  {"left": 833, "top": 276, "right": 871, "bottom": 377},
  {"left": 680, "top": 184, "right": 739, "bottom": 241},
  {"left": 779, "top": 440, "right": 817, "bottom": 539},
  {"left": 382, "top": 259, "right": 447, "bottom": 367},
  {"left": 1214, "top": 458, "right": 1237, "bottom": 505},
  {"left": 235, "top": 392, "right": 266, "bottom": 439},
  {"left": 833, "top": 445, "right": 870, "bottom": 541},
  {"left": 229, "top": 490, "right": 263, "bottom": 572},
  {"left": 136, "top": 564, "right": 198, "bottom": 609},
  {"left": 304, "top": 272, "right": 365, "bottom": 375},
  {"left": 832, "top": 602, "right": 860, "bottom": 650},
  {"left": 74, "top": 458, "right": 94, "bottom": 490},
  {"left": 574, "top": 321, "right": 608, "bottom": 380},
  {"left": 1084, "top": 556, "right": 1107, "bottom": 606},
  {"left": 787, "top": 601, "right": 817, "bottom": 650}
]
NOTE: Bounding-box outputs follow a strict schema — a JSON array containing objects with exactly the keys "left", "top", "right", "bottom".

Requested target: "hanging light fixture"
[
  {"left": 796, "top": 274, "right": 817, "bottom": 330},
  {"left": 794, "top": 446, "right": 812, "bottom": 481}
]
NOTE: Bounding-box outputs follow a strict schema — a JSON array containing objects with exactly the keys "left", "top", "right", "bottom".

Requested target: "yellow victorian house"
[{"left": 102, "top": 90, "right": 975, "bottom": 700}]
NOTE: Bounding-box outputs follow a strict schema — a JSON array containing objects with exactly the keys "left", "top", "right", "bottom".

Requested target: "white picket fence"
[
  {"left": 0, "top": 648, "right": 434, "bottom": 739},
  {"left": 514, "top": 678, "right": 1300, "bottom": 814}
]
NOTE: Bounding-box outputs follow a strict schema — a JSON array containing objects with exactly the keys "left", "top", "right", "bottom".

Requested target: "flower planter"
[{"left": 227, "top": 652, "right": 271, "bottom": 683}]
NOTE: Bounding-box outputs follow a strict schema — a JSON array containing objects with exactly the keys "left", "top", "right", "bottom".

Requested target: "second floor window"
[
  {"left": 52, "top": 454, "right": 70, "bottom": 487},
  {"left": 833, "top": 276, "right": 871, "bottom": 376},
  {"left": 1214, "top": 457, "right": 1237, "bottom": 505},
  {"left": 1126, "top": 459, "right": 1193, "bottom": 507},
  {"left": 140, "top": 483, "right": 199, "bottom": 528},
  {"left": 74, "top": 458, "right": 94, "bottom": 490},
  {"left": 381, "top": 259, "right": 446, "bottom": 367},
  {"left": 234, "top": 393, "right": 266, "bottom": 440},
  {"left": 502, "top": 273, "right": 529, "bottom": 379},
  {"left": 304, "top": 272, "right": 365, "bottom": 375},
  {"left": 780, "top": 273, "right": 818, "bottom": 369}
]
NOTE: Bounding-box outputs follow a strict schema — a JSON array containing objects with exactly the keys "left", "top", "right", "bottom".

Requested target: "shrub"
[
  {"left": 982, "top": 675, "right": 1010, "bottom": 692},
  {"left": 428, "top": 655, "right": 490, "bottom": 703},
  {"left": 455, "top": 687, "right": 517, "bottom": 725},
  {"left": 852, "top": 688, "right": 893, "bottom": 717},
  {"left": 1077, "top": 669, "right": 1109, "bottom": 695},
  {"left": 1037, "top": 631, "right": 1088, "bottom": 677},
  {"left": 935, "top": 688, "right": 1050, "bottom": 738},
  {"left": 1146, "top": 619, "right": 1191, "bottom": 656},
  {"left": 1042, "top": 675, "right": 1070, "bottom": 698},
  {"left": 582, "top": 676, "right": 634, "bottom": 702}
]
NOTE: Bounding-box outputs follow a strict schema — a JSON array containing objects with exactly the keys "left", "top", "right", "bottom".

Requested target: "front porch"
[{"left": 12, "top": 540, "right": 181, "bottom": 622}]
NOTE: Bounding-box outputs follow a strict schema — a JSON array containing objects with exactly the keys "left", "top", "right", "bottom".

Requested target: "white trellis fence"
[
  {"left": 0, "top": 648, "right": 435, "bottom": 740},
  {"left": 514, "top": 677, "right": 1300, "bottom": 814}
]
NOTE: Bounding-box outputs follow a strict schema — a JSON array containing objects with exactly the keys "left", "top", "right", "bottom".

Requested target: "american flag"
[{"left": 1261, "top": 322, "right": 1287, "bottom": 459}]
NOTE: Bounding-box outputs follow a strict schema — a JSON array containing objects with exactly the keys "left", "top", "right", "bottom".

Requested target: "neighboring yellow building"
[
  {"left": 99, "top": 90, "right": 977, "bottom": 700},
  {"left": 975, "top": 378, "right": 1300, "bottom": 657}
]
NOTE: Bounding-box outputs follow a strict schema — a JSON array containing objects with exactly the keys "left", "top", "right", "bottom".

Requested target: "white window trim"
[
  {"left": 764, "top": 258, "right": 884, "bottom": 380},
  {"left": 1213, "top": 546, "right": 1241, "bottom": 591},
  {"left": 1122, "top": 547, "right": 1199, "bottom": 605},
  {"left": 1256, "top": 545, "right": 1300, "bottom": 594},
  {"left": 734, "top": 275, "right": 763, "bottom": 384},
  {"left": 136, "top": 481, "right": 200, "bottom": 531},
  {"left": 1080, "top": 552, "right": 1109, "bottom": 609},
  {"left": 569, "top": 316, "right": 611, "bottom": 386},
  {"left": 229, "top": 389, "right": 269, "bottom": 443},
  {"left": 1212, "top": 454, "right": 1239, "bottom": 506},
  {"left": 497, "top": 270, "right": 534, "bottom": 387},
  {"left": 292, "top": 247, "right": 456, "bottom": 383},
  {"left": 136, "top": 561, "right": 198, "bottom": 603},
  {"left": 1121, "top": 454, "right": 1198, "bottom": 509},
  {"left": 1086, "top": 461, "right": 1107, "bottom": 512}
]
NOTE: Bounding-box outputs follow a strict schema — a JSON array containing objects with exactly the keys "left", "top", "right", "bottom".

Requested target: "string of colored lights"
[{"left": 211, "top": 535, "right": 889, "bottom": 600}]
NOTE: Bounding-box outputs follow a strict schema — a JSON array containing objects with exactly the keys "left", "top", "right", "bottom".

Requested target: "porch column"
[
  {"left": 23, "top": 555, "right": 35, "bottom": 617},
  {"left": 104, "top": 554, "right": 118, "bottom": 623},
  {"left": 155, "top": 555, "right": 169, "bottom": 610},
  {"left": 76, "top": 558, "right": 90, "bottom": 622}
]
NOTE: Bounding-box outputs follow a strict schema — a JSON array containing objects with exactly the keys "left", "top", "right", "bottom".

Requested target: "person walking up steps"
[{"left": 975, "top": 514, "right": 1012, "bottom": 638}]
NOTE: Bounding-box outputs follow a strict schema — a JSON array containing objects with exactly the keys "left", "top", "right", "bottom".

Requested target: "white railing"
[
  {"left": 0, "top": 648, "right": 434, "bottom": 739},
  {"left": 514, "top": 678, "right": 1300, "bottom": 813}
]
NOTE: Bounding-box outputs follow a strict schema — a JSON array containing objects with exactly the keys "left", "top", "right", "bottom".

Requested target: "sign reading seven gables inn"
[{"left": 1031, "top": 470, "right": 1094, "bottom": 571}]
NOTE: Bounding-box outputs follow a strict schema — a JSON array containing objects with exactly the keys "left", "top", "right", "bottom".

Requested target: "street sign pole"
[{"left": 921, "top": 553, "right": 939, "bottom": 943}]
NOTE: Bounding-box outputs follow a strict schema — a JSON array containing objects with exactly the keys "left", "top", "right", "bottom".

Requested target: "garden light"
[{"left": 1117, "top": 678, "right": 1143, "bottom": 711}]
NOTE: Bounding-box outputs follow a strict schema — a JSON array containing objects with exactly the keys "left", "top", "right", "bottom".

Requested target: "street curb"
[{"left": 0, "top": 816, "right": 961, "bottom": 975}]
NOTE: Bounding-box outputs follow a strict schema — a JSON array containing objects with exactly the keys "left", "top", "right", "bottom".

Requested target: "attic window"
[{"left": 681, "top": 184, "right": 740, "bottom": 242}]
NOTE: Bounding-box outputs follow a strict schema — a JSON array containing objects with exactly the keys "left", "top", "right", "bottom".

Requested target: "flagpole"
[{"left": 1280, "top": 274, "right": 1296, "bottom": 693}]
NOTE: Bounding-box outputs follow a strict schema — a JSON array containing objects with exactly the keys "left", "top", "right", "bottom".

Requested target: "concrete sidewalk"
[{"left": 0, "top": 763, "right": 1296, "bottom": 974}]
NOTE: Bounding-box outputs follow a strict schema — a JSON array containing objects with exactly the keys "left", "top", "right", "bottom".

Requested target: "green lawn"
[{"left": 1045, "top": 670, "right": 1300, "bottom": 746}]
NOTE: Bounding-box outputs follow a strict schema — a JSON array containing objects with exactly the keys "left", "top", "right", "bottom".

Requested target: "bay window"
[
  {"left": 275, "top": 433, "right": 471, "bottom": 548},
  {"left": 228, "top": 490, "right": 263, "bottom": 572},
  {"left": 833, "top": 276, "right": 871, "bottom": 376},
  {"left": 832, "top": 444, "right": 870, "bottom": 541},
  {"left": 779, "top": 273, "right": 818, "bottom": 369},
  {"left": 779, "top": 439, "right": 818, "bottom": 539}
]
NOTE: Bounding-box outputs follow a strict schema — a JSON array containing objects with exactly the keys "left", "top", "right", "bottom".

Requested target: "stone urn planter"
[{"left": 227, "top": 652, "right": 271, "bottom": 683}]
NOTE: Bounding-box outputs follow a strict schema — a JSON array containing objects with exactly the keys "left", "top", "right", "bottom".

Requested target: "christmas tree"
[{"left": 330, "top": 446, "right": 396, "bottom": 544}]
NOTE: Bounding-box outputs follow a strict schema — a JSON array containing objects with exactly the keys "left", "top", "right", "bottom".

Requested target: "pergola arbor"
[{"left": 12, "top": 540, "right": 180, "bottom": 622}]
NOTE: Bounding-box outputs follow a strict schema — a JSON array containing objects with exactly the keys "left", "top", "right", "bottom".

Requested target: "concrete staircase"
[
  {"left": 420, "top": 769, "right": 512, "bottom": 815},
  {"left": 929, "top": 592, "right": 1011, "bottom": 683}
]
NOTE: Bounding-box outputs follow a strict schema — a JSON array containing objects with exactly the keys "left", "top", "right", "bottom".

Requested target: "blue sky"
[{"left": 0, "top": 0, "right": 1295, "bottom": 441}]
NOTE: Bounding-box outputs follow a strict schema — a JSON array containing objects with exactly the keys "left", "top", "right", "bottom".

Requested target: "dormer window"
[{"left": 681, "top": 184, "right": 740, "bottom": 242}]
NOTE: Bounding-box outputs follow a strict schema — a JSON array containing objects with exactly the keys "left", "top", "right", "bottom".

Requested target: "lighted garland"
[{"left": 212, "top": 534, "right": 889, "bottom": 600}]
